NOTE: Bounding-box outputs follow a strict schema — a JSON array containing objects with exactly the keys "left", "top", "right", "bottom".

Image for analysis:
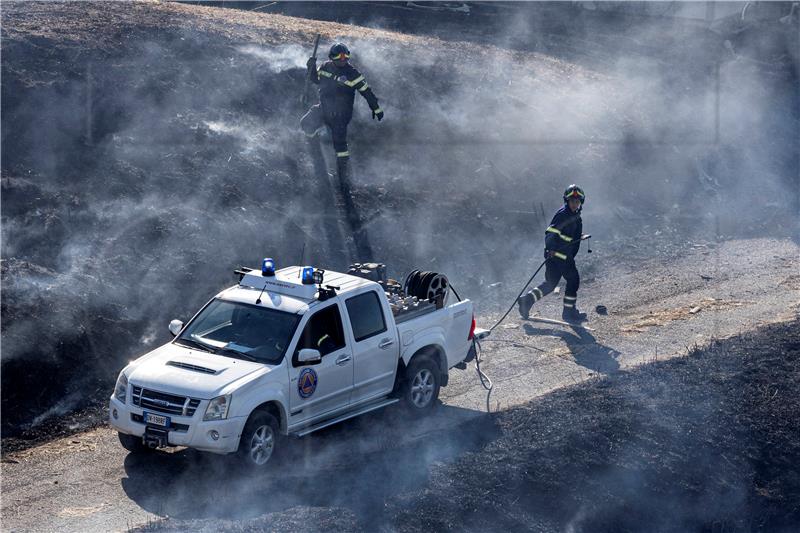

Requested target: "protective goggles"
[
  {"left": 329, "top": 52, "right": 350, "bottom": 60},
  {"left": 565, "top": 190, "right": 585, "bottom": 199}
]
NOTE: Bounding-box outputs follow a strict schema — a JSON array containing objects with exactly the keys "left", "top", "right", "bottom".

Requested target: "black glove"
[
  {"left": 306, "top": 57, "right": 316, "bottom": 70},
  {"left": 372, "top": 109, "right": 384, "bottom": 121}
]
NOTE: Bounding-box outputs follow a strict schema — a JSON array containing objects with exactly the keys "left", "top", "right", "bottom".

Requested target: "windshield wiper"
[
  {"left": 174, "top": 338, "right": 216, "bottom": 353},
  {"left": 215, "top": 346, "right": 258, "bottom": 362}
]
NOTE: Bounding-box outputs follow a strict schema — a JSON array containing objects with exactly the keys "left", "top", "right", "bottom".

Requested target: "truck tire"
[
  {"left": 118, "top": 432, "right": 150, "bottom": 453},
  {"left": 402, "top": 356, "right": 441, "bottom": 414},
  {"left": 237, "top": 411, "right": 281, "bottom": 469}
]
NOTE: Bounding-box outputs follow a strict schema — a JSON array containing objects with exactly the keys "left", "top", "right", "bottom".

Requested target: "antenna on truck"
[{"left": 255, "top": 283, "right": 268, "bottom": 305}]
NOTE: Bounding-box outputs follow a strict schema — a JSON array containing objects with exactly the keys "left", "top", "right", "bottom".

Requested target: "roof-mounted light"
[
  {"left": 262, "top": 257, "right": 276, "bottom": 277},
  {"left": 301, "top": 266, "right": 315, "bottom": 285},
  {"left": 239, "top": 266, "right": 319, "bottom": 300}
]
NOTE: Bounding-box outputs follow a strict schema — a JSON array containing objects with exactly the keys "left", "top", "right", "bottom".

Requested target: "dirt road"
[{"left": 3, "top": 237, "right": 797, "bottom": 532}]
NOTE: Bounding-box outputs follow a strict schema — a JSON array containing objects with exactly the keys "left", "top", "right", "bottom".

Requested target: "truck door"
[
  {"left": 288, "top": 303, "right": 353, "bottom": 424},
  {"left": 345, "top": 290, "right": 398, "bottom": 404}
]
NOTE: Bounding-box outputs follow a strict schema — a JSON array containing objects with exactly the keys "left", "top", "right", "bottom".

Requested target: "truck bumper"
[
  {"left": 108, "top": 396, "right": 245, "bottom": 455},
  {"left": 465, "top": 343, "right": 477, "bottom": 363}
]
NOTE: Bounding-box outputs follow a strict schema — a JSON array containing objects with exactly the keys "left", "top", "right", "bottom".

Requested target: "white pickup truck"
[{"left": 109, "top": 262, "right": 476, "bottom": 468}]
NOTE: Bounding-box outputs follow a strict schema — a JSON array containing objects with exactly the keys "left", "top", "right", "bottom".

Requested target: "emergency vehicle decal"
[{"left": 298, "top": 368, "right": 318, "bottom": 398}]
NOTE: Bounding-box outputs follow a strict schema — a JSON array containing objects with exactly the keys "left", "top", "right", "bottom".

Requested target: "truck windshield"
[{"left": 175, "top": 299, "right": 300, "bottom": 364}]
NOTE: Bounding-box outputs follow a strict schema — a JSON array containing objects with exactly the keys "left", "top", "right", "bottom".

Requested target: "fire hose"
[
  {"left": 452, "top": 235, "right": 592, "bottom": 412},
  {"left": 485, "top": 234, "right": 592, "bottom": 334}
]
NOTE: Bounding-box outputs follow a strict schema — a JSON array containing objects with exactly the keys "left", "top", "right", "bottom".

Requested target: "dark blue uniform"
[
  {"left": 300, "top": 60, "right": 382, "bottom": 162},
  {"left": 544, "top": 204, "right": 583, "bottom": 261},
  {"left": 520, "top": 204, "right": 584, "bottom": 318}
]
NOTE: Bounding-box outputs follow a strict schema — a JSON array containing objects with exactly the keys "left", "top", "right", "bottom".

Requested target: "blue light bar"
[
  {"left": 262, "top": 258, "right": 275, "bottom": 276},
  {"left": 301, "top": 266, "right": 315, "bottom": 285}
]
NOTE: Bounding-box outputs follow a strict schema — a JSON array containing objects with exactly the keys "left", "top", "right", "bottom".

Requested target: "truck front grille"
[{"left": 131, "top": 385, "right": 201, "bottom": 417}]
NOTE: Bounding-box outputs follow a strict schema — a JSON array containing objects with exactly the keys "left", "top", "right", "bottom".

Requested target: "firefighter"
[
  {"left": 518, "top": 185, "right": 588, "bottom": 323},
  {"left": 301, "top": 43, "right": 384, "bottom": 180}
]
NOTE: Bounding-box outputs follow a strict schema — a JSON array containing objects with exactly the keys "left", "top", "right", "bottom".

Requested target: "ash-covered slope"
[{"left": 2, "top": 1, "right": 797, "bottom": 440}]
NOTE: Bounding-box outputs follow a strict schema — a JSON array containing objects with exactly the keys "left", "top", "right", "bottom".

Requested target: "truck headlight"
[
  {"left": 203, "top": 395, "right": 231, "bottom": 421},
  {"left": 114, "top": 372, "right": 128, "bottom": 404}
]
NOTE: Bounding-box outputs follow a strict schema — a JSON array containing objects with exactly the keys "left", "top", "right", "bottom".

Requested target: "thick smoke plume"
[{"left": 1, "top": 1, "right": 797, "bottom": 447}]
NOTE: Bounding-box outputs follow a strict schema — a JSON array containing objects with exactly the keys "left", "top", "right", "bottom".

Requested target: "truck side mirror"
[
  {"left": 168, "top": 319, "right": 184, "bottom": 337},
  {"left": 297, "top": 348, "right": 322, "bottom": 364}
]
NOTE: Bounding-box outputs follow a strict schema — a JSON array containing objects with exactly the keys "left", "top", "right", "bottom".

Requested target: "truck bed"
[{"left": 394, "top": 297, "right": 474, "bottom": 369}]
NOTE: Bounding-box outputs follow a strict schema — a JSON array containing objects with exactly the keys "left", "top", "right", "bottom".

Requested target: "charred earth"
[{"left": 1, "top": 3, "right": 799, "bottom": 530}]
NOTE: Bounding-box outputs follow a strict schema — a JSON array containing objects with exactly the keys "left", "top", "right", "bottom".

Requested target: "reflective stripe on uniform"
[
  {"left": 336, "top": 151, "right": 350, "bottom": 158},
  {"left": 563, "top": 296, "right": 577, "bottom": 301},
  {"left": 546, "top": 226, "right": 562, "bottom": 235},
  {"left": 563, "top": 302, "right": 575, "bottom": 308},
  {"left": 546, "top": 225, "right": 573, "bottom": 242},
  {"left": 373, "top": 107, "right": 383, "bottom": 114},
  {"left": 553, "top": 252, "right": 568, "bottom": 260},
  {"left": 358, "top": 82, "right": 370, "bottom": 92},
  {"left": 344, "top": 75, "right": 365, "bottom": 87},
  {"left": 532, "top": 288, "right": 543, "bottom": 300},
  {"left": 318, "top": 69, "right": 333, "bottom": 78}
]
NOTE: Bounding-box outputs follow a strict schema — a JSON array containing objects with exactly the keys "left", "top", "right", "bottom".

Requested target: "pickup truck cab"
[{"left": 109, "top": 263, "right": 476, "bottom": 468}]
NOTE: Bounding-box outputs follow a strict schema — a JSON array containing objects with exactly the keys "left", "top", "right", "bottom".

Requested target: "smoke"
[
  {"left": 237, "top": 43, "right": 309, "bottom": 72},
  {"left": 1, "top": 22, "right": 329, "bottom": 431},
  {"left": 2, "top": 0, "right": 797, "bottom": 447},
  {"left": 331, "top": 6, "right": 798, "bottom": 301},
  {"left": 2, "top": 3, "right": 799, "bottom": 532},
  {"left": 112, "top": 404, "right": 498, "bottom": 530}
]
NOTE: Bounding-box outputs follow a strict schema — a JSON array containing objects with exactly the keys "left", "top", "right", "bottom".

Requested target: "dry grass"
[
  {"left": 621, "top": 297, "right": 753, "bottom": 333},
  {"left": 4, "top": 427, "right": 104, "bottom": 460},
  {"left": 2, "top": 1, "right": 597, "bottom": 82}
]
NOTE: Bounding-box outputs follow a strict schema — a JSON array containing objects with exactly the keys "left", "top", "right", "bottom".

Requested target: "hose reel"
[{"left": 403, "top": 270, "right": 449, "bottom": 307}]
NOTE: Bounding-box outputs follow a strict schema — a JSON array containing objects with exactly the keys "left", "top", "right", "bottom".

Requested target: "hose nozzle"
[{"left": 581, "top": 234, "right": 592, "bottom": 253}]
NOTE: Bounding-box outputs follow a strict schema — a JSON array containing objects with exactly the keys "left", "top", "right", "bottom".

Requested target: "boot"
[
  {"left": 517, "top": 293, "right": 534, "bottom": 320},
  {"left": 562, "top": 306, "right": 587, "bottom": 323}
]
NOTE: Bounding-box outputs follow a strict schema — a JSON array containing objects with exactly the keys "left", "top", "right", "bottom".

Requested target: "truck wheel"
[
  {"left": 118, "top": 432, "right": 149, "bottom": 453},
  {"left": 403, "top": 356, "right": 441, "bottom": 414},
  {"left": 238, "top": 411, "right": 281, "bottom": 469}
]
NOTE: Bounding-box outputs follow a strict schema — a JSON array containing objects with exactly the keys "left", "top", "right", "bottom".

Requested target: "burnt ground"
[
  {"left": 130, "top": 319, "right": 800, "bottom": 533},
  {"left": 2, "top": 2, "right": 797, "bottom": 450},
  {"left": 1, "top": 3, "right": 798, "bottom": 529}
]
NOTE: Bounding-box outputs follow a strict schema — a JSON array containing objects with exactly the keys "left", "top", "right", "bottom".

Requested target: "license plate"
[{"left": 144, "top": 412, "right": 170, "bottom": 428}]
